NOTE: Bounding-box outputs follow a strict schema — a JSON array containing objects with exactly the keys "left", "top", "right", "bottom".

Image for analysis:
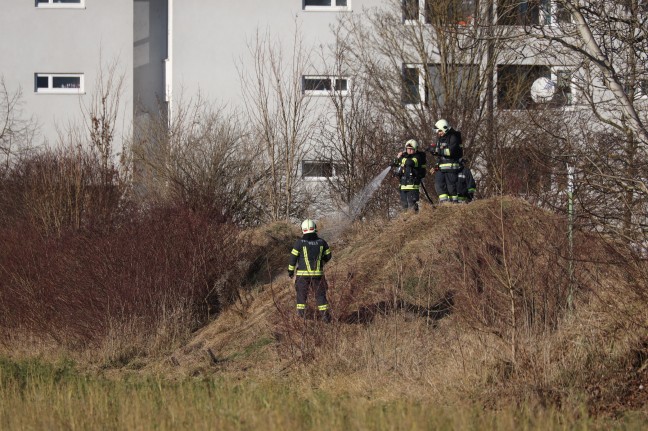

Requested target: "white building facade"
[
  {"left": 1, "top": 0, "right": 381, "bottom": 156},
  {"left": 2, "top": 0, "right": 644, "bottom": 215},
  {"left": 1, "top": 0, "right": 134, "bottom": 149}
]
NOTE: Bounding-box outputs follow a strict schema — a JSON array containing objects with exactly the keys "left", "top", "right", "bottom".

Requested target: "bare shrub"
[
  {"left": 448, "top": 199, "right": 572, "bottom": 362},
  {"left": 0, "top": 144, "right": 125, "bottom": 235},
  {"left": 0, "top": 77, "right": 38, "bottom": 172},
  {"left": 0, "top": 206, "right": 249, "bottom": 353},
  {"left": 132, "top": 95, "right": 264, "bottom": 225}
]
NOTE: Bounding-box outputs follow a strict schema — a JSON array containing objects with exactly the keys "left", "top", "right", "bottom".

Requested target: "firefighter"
[
  {"left": 394, "top": 139, "right": 427, "bottom": 212},
  {"left": 430, "top": 119, "right": 463, "bottom": 204},
  {"left": 457, "top": 161, "right": 477, "bottom": 203},
  {"left": 288, "top": 219, "right": 332, "bottom": 322}
]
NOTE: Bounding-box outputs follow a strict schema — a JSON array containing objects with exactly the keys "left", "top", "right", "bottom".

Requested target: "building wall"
[
  {"left": 0, "top": 1, "right": 133, "bottom": 153},
  {"left": 171, "top": 1, "right": 381, "bottom": 110},
  {"left": 0, "top": 1, "right": 383, "bottom": 151}
]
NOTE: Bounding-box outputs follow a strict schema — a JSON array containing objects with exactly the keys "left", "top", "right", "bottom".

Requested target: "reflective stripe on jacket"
[
  {"left": 288, "top": 236, "right": 332, "bottom": 277},
  {"left": 396, "top": 151, "right": 427, "bottom": 190},
  {"left": 435, "top": 129, "right": 463, "bottom": 172}
]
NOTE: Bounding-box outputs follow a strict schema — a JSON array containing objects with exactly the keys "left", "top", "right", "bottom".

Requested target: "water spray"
[{"left": 321, "top": 166, "right": 392, "bottom": 241}]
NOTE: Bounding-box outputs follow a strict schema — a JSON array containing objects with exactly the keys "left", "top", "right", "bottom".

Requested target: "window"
[
  {"left": 625, "top": 79, "right": 648, "bottom": 100},
  {"left": 404, "top": 0, "right": 476, "bottom": 25},
  {"left": 35, "top": 73, "right": 84, "bottom": 94},
  {"left": 498, "top": 0, "right": 542, "bottom": 25},
  {"left": 425, "top": 0, "right": 476, "bottom": 25},
  {"left": 303, "top": 0, "right": 350, "bottom": 11},
  {"left": 499, "top": 148, "right": 552, "bottom": 196},
  {"left": 537, "top": 0, "right": 573, "bottom": 25},
  {"left": 402, "top": 66, "right": 421, "bottom": 104},
  {"left": 498, "top": 65, "right": 574, "bottom": 109},
  {"left": 497, "top": 65, "right": 548, "bottom": 109},
  {"left": 551, "top": 1, "right": 572, "bottom": 24},
  {"left": 641, "top": 80, "right": 648, "bottom": 99},
  {"left": 553, "top": 70, "right": 573, "bottom": 106},
  {"left": 402, "top": 63, "right": 479, "bottom": 106},
  {"left": 403, "top": 0, "right": 419, "bottom": 21},
  {"left": 303, "top": 76, "right": 349, "bottom": 95},
  {"left": 302, "top": 161, "right": 344, "bottom": 179},
  {"left": 498, "top": 0, "right": 573, "bottom": 26},
  {"left": 36, "top": 0, "right": 85, "bottom": 8}
]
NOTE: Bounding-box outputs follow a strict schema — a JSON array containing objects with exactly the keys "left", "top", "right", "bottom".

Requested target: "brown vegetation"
[
  {"left": 114, "top": 197, "right": 644, "bottom": 419},
  {"left": 0, "top": 130, "right": 645, "bottom": 419}
]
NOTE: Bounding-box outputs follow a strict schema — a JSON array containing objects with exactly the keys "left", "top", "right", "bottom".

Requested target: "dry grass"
[
  {"left": 1, "top": 196, "right": 647, "bottom": 426},
  {"left": 2, "top": 358, "right": 626, "bottom": 431},
  {"left": 136, "top": 197, "right": 648, "bottom": 421}
]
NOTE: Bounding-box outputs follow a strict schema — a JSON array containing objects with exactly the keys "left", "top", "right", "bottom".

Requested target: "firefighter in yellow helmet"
[
  {"left": 288, "top": 219, "right": 332, "bottom": 322},
  {"left": 394, "top": 139, "right": 427, "bottom": 212}
]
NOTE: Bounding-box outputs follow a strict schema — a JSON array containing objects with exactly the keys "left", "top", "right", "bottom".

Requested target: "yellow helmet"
[{"left": 301, "top": 219, "right": 317, "bottom": 234}]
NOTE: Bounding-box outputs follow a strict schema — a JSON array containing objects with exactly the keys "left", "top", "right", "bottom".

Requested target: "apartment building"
[
  {"left": 0, "top": 0, "right": 379, "bottom": 159},
  {"left": 0, "top": 0, "right": 133, "bottom": 149},
  {"left": 2, "top": 1, "right": 643, "bottom": 204},
  {"left": 0, "top": 1, "right": 598, "bottom": 151}
]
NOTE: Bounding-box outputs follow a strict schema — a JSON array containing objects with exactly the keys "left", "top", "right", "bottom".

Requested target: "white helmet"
[
  {"left": 301, "top": 219, "right": 317, "bottom": 234},
  {"left": 434, "top": 119, "right": 451, "bottom": 134},
  {"left": 405, "top": 139, "right": 418, "bottom": 150}
]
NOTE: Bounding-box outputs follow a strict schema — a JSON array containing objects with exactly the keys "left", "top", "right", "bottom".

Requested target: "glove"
[{"left": 288, "top": 272, "right": 294, "bottom": 279}]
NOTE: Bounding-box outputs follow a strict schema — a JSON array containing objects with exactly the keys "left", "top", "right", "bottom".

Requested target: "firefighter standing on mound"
[
  {"left": 288, "top": 219, "right": 332, "bottom": 322},
  {"left": 457, "top": 162, "right": 477, "bottom": 203},
  {"left": 430, "top": 119, "right": 463, "bottom": 204},
  {"left": 394, "top": 139, "right": 427, "bottom": 212}
]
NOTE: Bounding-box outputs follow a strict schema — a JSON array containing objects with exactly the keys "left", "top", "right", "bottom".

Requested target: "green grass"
[{"left": 0, "top": 357, "right": 643, "bottom": 431}]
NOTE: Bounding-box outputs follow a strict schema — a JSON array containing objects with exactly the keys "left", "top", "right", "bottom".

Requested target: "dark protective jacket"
[
  {"left": 394, "top": 150, "right": 427, "bottom": 191},
  {"left": 288, "top": 233, "right": 332, "bottom": 277},
  {"left": 433, "top": 129, "right": 463, "bottom": 172},
  {"left": 457, "top": 165, "right": 477, "bottom": 202}
]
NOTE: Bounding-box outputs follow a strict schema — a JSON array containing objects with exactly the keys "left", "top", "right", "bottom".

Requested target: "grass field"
[{"left": 0, "top": 357, "right": 644, "bottom": 431}]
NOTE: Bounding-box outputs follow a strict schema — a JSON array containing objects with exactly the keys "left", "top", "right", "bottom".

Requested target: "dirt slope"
[
  {"left": 152, "top": 197, "right": 647, "bottom": 415},
  {"left": 158, "top": 197, "right": 566, "bottom": 372}
]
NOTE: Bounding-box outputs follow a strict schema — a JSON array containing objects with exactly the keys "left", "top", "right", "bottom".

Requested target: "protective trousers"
[
  {"left": 456, "top": 166, "right": 476, "bottom": 203},
  {"left": 295, "top": 276, "right": 331, "bottom": 322},
  {"left": 435, "top": 170, "right": 459, "bottom": 203},
  {"left": 399, "top": 189, "right": 420, "bottom": 212}
]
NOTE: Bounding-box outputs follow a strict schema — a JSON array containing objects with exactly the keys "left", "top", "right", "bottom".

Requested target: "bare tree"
[
  {"left": 131, "top": 93, "right": 265, "bottom": 225},
  {"left": 237, "top": 23, "right": 317, "bottom": 222},
  {"left": 80, "top": 56, "right": 127, "bottom": 186},
  {"left": 336, "top": 0, "right": 519, "bottom": 158},
  {"left": 0, "top": 77, "right": 38, "bottom": 174},
  {"left": 509, "top": 0, "right": 648, "bottom": 241},
  {"left": 330, "top": 0, "right": 565, "bottom": 217},
  {"left": 308, "top": 32, "right": 400, "bottom": 218}
]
